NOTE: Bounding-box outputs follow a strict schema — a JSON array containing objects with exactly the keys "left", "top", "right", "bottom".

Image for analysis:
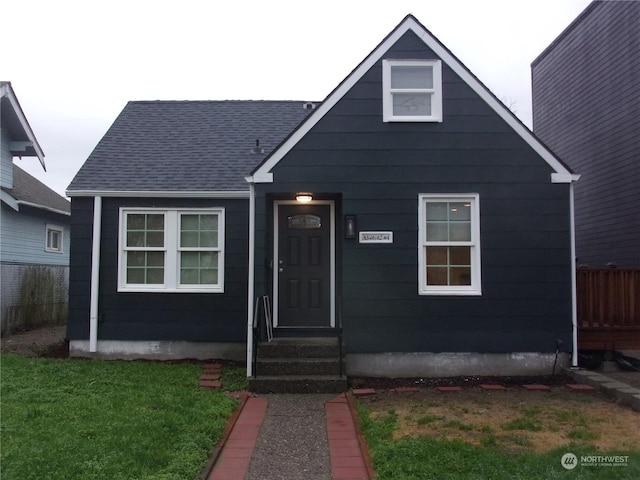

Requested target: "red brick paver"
[
  {"left": 352, "top": 388, "right": 377, "bottom": 397},
  {"left": 200, "top": 380, "right": 222, "bottom": 389},
  {"left": 436, "top": 386, "right": 462, "bottom": 392},
  {"left": 203, "top": 363, "right": 222, "bottom": 372},
  {"left": 393, "top": 387, "right": 420, "bottom": 393},
  {"left": 566, "top": 384, "right": 596, "bottom": 391},
  {"left": 207, "top": 397, "right": 268, "bottom": 480},
  {"left": 326, "top": 394, "right": 371, "bottom": 480},
  {"left": 480, "top": 384, "right": 507, "bottom": 391},
  {"left": 522, "top": 384, "right": 552, "bottom": 391}
]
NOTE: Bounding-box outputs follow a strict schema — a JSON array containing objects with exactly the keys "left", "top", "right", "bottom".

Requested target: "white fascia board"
[
  {"left": 1, "top": 83, "right": 45, "bottom": 169},
  {"left": 65, "top": 190, "right": 250, "bottom": 199},
  {"left": 551, "top": 173, "right": 581, "bottom": 184},
  {"left": 252, "top": 16, "right": 574, "bottom": 183},
  {"left": 16, "top": 200, "right": 71, "bottom": 216},
  {"left": 1, "top": 190, "right": 20, "bottom": 211}
]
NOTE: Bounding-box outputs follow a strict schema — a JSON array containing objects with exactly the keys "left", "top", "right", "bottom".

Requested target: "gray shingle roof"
[
  {"left": 3, "top": 165, "right": 70, "bottom": 215},
  {"left": 67, "top": 101, "right": 315, "bottom": 193}
]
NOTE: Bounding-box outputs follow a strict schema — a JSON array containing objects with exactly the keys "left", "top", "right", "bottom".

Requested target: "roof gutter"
[
  {"left": 15, "top": 200, "right": 70, "bottom": 216},
  {"left": 65, "top": 190, "right": 250, "bottom": 198}
]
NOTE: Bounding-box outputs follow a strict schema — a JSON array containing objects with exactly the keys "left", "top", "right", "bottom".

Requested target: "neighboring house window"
[
  {"left": 418, "top": 194, "right": 481, "bottom": 295},
  {"left": 45, "top": 224, "right": 64, "bottom": 253},
  {"left": 383, "top": 59, "right": 442, "bottom": 122},
  {"left": 119, "top": 208, "right": 225, "bottom": 293}
]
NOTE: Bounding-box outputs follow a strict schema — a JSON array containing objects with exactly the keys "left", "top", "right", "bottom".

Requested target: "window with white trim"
[
  {"left": 118, "top": 208, "right": 224, "bottom": 292},
  {"left": 383, "top": 59, "right": 442, "bottom": 122},
  {"left": 418, "top": 194, "right": 481, "bottom": 295},
  {"left": 45, "top": 224, "right": 64, "bottom": 253}
]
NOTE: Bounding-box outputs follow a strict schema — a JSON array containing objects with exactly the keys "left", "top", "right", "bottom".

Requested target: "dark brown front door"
[{"left": 277, "top": 203, "right": 331, "bottom": 327}]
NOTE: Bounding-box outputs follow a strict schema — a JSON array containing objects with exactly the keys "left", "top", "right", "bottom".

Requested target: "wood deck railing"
[{"left": 577, "top": 268, "right": 640, "bottom": 350}]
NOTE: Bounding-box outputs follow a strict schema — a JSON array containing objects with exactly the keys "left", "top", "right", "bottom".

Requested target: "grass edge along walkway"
[
  {"left": 356, "top": 400, "right": 640, "bottom": 480},
  {"left": 1, "top": 355, "right": 246, "bottom": 480}
]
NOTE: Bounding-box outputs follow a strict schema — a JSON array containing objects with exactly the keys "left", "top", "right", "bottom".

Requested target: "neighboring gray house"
[
  {"left": 1, "top": 81, "right": 71, "bottom": 333},
  {"left": 532, "top": 0, "right": 640, "bottom": 267}
]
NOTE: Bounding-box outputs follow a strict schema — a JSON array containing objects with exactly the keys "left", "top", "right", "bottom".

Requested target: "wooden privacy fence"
[{"left": 577, "top": 268, "right": 640, "bottom": 350}]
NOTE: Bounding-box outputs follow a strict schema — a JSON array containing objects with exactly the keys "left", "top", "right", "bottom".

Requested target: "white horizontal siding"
[{"left": 0, "top": 204, "right": 70, "bottom": 265}]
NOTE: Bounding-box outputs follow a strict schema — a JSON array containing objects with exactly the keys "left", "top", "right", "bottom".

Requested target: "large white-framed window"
[
  {"left": 45, "top": 224, "right": 64, "bottom": 253},
  {"left": 418, "top": 194, "right": 481, "bottom": 295},
  {"left": 383, "top": 59, "right": 443, "bottom": 122},
  {"left": 118, "top": 208, "right": 225, "bottom": 293}
]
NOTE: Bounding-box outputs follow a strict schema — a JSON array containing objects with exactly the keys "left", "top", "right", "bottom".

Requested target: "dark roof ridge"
[{"left": 126, "top": 99, "right": 320, "bottom": 104}]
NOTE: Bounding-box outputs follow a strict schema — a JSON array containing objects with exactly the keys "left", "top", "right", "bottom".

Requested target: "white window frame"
[
  {"left": 118, "top": 208, "right": 225, "bottom": 293},
  {"left": 45, "top": 224, "right": 64, "bottom": 253},
  {"left": 383, "top": 59, "right": 443, "bottom": 122},
  {"left": 418, "top": 194, "right": 481, "bottom": 295}
]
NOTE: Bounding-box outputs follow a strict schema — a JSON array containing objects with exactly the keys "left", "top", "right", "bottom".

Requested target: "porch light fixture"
[
  {"left": 295, "top": 192, "right": 313, "bottom": 203},
  {"left": 344, "top": 215, "right": 357, "bottom": 239}
]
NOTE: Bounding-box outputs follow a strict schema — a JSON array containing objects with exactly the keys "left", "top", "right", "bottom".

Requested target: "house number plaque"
[{"left": 359, "top": 231, "right": 393, "bottom": 244}]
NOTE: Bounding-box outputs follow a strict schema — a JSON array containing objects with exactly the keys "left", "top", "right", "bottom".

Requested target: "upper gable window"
[{"left": 383, "top": 60, "right": 442, "bottom": 122}]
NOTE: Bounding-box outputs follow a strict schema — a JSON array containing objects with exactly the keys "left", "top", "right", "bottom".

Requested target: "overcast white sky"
[{"left": 4, "top": 0, "right": 592, "bottom": 197}]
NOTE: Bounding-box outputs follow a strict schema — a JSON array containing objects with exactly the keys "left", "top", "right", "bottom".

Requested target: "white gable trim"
[
  {"left": 249, "top": 15, "right": 575, "bottom": 184},
  {"left": 0, "top": 83, "right": 45, "bottom": 169}
]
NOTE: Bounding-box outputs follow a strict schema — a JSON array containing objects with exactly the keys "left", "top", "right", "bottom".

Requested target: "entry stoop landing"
[{"left": 250, "top": 337, "right": 348, "bottom": 394}]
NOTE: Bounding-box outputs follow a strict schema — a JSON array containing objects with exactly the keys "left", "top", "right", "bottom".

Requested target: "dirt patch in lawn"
[
  {"left": 360, "top": 386, "right": 640, "bottom": 453},
  {"left": 0, "top": 325, "right": 68, "bottom": 357}
]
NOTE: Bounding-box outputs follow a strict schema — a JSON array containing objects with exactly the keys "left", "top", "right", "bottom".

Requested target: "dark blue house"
[{"left": 67, "top": 15, "right": 579, "bottom": 381}]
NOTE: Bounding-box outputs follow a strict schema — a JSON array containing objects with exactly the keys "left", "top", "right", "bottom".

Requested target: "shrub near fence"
[
  {"left": 0, "top": 265, "right": 69, "bottom": 334},
  {"left": 577, "top": 268, "right": 640, "bottom": 350}
]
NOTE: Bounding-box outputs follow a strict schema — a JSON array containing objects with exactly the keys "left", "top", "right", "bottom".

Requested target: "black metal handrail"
[
  {"left": 337, "top": 296, "right": 344, "bottom": 377},
  {"left": 252, "top": 297, "right": 260, "bottom": 378}
]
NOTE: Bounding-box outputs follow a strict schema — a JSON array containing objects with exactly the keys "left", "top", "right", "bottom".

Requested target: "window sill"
[
  {"left": 419, "top": 288, "right": 482, "bottom": 296},
  {"left": 118, "top": 286, "right": 224, "bottom": 294},
  {"left": 384, "top": 115, "right": 443, "bottom": 123}
]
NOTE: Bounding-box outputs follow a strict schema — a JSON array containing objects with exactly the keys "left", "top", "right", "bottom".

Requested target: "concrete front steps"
[{"left": 249, "top": 337, "right": 348, "bottom": 394}]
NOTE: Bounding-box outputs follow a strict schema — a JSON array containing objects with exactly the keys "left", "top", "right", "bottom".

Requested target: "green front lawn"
[
  {"left": 358, "top": 402, "right": 640, "bottom": 480},
  {"left": 1, "top": 355, "right": 247, "bottom": 480}
]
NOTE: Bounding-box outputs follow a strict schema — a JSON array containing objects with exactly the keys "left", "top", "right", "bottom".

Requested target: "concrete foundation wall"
[
  {"left": 347, "top": 352, "right": 571, "bottom": 378},
  {"left": 69, "top": 340, "right": 246, "bottom": 362}
]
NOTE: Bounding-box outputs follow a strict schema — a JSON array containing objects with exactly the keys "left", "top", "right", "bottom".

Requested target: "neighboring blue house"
[
  {"left": 1, "top": 82, "right": 71, "bottom": 333},
  {"left": 67, "top": 15, "right": 579, "bottom": 383}
]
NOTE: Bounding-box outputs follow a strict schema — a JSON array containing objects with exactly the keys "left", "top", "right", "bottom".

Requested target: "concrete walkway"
[
  {"left": 206, "top": 366, "right": 640, "bottom": 480},
  {"left": 206, "top": 393, "right": 371, "bottom": 480},
  {"left": 566, "top": 367, "right": 640, "bottom": 412}
]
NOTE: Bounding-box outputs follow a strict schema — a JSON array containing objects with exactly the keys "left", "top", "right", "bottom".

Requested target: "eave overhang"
[{"left": 0, "top": 82, "right": 45, "bottom": 170}]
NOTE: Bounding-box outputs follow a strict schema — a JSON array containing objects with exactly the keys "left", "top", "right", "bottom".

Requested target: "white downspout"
[
  {"left": 246, "top": 183, "right": 256, "bottom": 377},
  {"left": 89, "top": 196, "right": 102, "bottom": 352},
  {"left": 569, "top": 183, "right": 578, "bottom": 368}
]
